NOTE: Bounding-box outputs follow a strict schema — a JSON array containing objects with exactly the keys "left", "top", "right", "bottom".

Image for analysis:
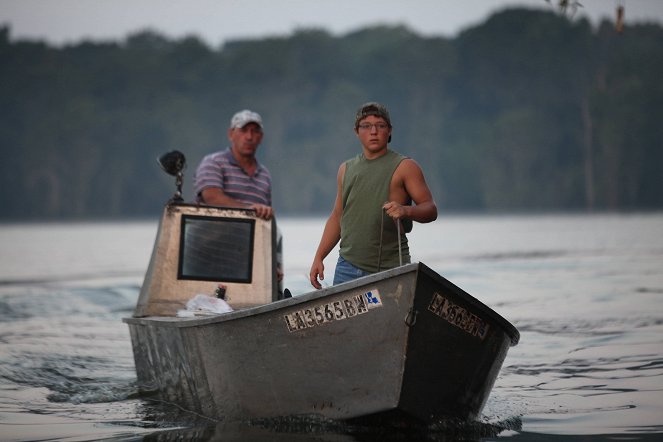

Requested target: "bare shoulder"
[
  {"left": 400, "top": 157, "right": 422, "bottom": 169},
  {"left": 395, "top": 158, "right": 425, "bottom": 178}
]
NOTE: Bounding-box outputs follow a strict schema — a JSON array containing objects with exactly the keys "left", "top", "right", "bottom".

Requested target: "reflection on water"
[{"left": 1, "top": 214, "right": 662, "bottom": 441}]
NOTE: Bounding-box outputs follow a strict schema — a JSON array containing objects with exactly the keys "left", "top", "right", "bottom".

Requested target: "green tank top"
[{"left": 340, "top": 149, "right": 410, "bottom": 273}]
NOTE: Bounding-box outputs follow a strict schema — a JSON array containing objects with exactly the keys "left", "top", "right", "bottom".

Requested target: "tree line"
[{"left": 1, "top": 7, "right": 662, "bottom": 220}]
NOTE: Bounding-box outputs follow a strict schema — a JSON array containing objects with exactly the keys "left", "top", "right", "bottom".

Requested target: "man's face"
[
  {"left": 229, "top": 123, "right": 263, "bottom": 158},
  {"left": 355, "top": 115, "right": 391, "bottom": 154}
]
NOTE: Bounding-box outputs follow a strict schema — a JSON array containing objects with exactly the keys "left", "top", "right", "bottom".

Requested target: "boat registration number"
[
  {"left": 428, "top": 292, "right": 489, "bottom": 340},
  {"left": 284, "top": 289, "right": 383, "bottom": 332}
]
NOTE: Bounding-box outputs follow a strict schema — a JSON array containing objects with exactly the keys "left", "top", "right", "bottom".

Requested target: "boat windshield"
[{"left": 178, "top": 215, "right": 255, "bottom": 283}]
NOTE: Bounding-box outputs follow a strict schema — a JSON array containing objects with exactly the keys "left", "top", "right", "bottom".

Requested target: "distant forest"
[{"left": 1, "top": 8, "right": 662, "bottom": 220}]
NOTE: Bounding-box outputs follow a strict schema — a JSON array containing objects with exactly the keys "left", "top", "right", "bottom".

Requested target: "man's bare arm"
[{"left": 383, "top": 159, "right": 437, "bottom": 223}]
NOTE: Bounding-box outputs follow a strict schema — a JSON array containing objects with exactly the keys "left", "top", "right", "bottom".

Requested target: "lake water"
[{"left": 1, "top": 213, "right": 662, "bottom": 441}]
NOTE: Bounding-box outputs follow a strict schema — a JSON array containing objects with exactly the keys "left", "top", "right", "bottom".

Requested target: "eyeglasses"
[{"left": 357, "top": 123, "right": 390, "bottom": 131}]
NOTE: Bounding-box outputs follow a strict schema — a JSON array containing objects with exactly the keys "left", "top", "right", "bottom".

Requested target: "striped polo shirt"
[{"left": 193, "top": 148, "right": 272, "bottom": 206}]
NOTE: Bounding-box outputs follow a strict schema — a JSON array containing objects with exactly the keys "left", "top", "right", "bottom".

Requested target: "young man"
[
  {"left": 193, "top": 109, "right": 273, "bottom": 220},
  {"left": 309, "top": 102, "right": 437, "bottom": 289}
]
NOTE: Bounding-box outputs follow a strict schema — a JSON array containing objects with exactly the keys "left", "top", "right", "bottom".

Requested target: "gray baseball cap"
[
  {"left": 354, "top": 102, "right": 391, "bottom": 129},
  {"left": 230, "top": 110, "right": 263, "bottom": 129}
]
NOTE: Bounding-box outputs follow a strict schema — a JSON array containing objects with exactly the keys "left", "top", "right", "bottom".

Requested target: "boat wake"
[{"left": 245, "top": 413, "right": 523, "bottom": 440}]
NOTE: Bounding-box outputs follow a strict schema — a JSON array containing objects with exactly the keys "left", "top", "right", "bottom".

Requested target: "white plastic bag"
[{"left": 176, "top": 294, "right": 233, "bottom": 317}]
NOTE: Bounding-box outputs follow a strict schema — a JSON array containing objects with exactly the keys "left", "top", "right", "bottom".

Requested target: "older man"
[{"left": 194, "top": 109, "right": 273, "bottom": 220}]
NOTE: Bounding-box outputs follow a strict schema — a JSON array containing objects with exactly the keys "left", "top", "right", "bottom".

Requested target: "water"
[{"left": 1, "top": 214, "right": 662, "bottom": 441}]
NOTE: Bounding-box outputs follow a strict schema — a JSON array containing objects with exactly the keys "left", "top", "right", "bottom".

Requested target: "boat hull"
[{"left": 124, "top": 262, "right": 518, "bottom": 424}]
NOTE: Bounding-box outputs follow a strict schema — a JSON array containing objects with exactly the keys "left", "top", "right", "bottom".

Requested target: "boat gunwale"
[
  {"left": 123, "top": 262, "right": 418, "bottom": 326},
  {"left": 123, "top": 261, "right": 519, "bottom": 346}
]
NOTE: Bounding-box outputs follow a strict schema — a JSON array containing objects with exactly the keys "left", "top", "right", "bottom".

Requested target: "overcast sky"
[{"left": 1, "top": 0, "right": 662, "bottom": 47}]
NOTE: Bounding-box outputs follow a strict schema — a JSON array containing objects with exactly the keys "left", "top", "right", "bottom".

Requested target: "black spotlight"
[
  {"left": 157, "top": 150, "right": 186, "bottom": 201},
  {"left": 158, "top": 150, "right": 186, "bottom": 176}
]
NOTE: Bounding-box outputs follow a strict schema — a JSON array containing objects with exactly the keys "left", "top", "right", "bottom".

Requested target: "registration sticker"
[
  {"left": 428, "top": 292, "right": 489, "bottom": 340},
  {"left": 364, "top": 290, "right": 382, "bottom": 309},
  {"left": 284, "top": 289, "right": 383, "bottom": 332}
]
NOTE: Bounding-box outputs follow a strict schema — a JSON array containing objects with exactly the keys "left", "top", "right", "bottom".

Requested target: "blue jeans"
[{"left": 333, "top": 256, "right": 372, "bottom": 285}]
